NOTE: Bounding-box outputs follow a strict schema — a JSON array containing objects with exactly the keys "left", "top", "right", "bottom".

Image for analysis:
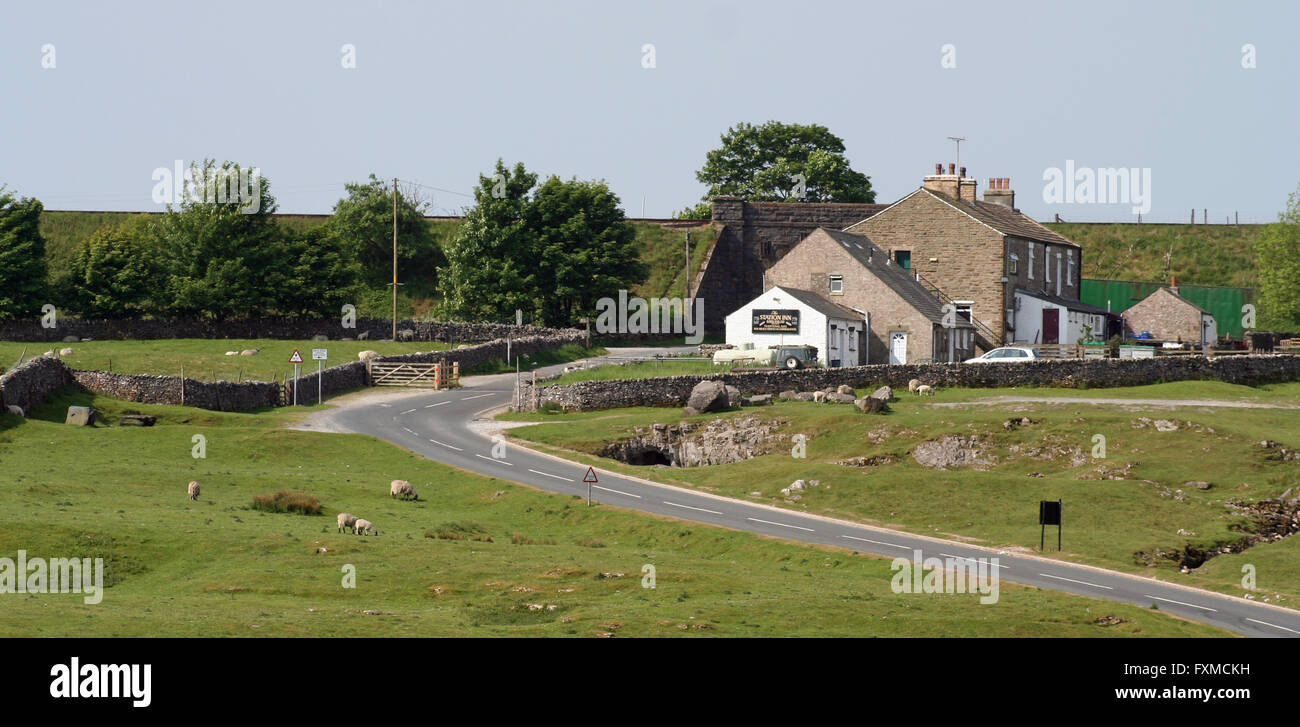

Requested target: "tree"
[
  {"left": 439, "top": 160, "right": 648, "bottom": 326},
  {"left": 325, "top": 175, "right": 444, "bottom": 295},
  {"left": 694, "top": 121, "right": 876, "bottom": 203},
  {"left": 66, "top": 215, "right": 161, "bottom": 318},
  {"left": 275, "top": 227, "right": 364, "bottom": 316},
  {"left": 1253, "top": 184, "right": 1300, "bottom": 332},
  {"left": 153, "top": 160, "right": 285, "bottom": 318},
  {"left": 0, "top": 189, "right": 49, "bottom": 320},
  {"left": 673, "top": 201, "right": 712, "bottom": 220}
]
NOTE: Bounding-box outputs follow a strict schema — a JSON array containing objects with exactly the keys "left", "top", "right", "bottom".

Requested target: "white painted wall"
[
  {"left": 724, "top": 287, "right": 860, "bottom": 366},
  {"left": 1013, "top": 293, "right": 1057, "bottom": 344}
]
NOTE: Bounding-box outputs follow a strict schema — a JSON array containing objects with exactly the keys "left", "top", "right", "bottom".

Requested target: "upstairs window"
[
  {"left": 829, "top": 275, "right": 843, "bottom": 294},
  {"left": 1008, "top": 253, "right": 1019, "bottom": 275},
  {"left": 894, "top": 250, "right": 911, "bottom": 270}
]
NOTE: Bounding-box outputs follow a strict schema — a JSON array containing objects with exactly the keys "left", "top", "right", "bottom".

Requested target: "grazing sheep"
[
  {"left": 916, "top": 385, "right": 935, "bottom": 396},
  {"left": 354, "top": 519, "right": 377, "bottom": 536},
  {"left": 389, "top": 479, "right": 418, "bottom": 501},
  {"left": 337, "top": 512, "right": 358, "bottom": 533},
  {"left": 908, "top": 378, "right": 922, "bottom": 394},
  {"left": 187, "top": 481, "right": 200, "bottom": 501},
  {"left": 812, "top": 391, "right": 827, "bottom": 403},
  {"left": 357, "top": 350, "right": 380, "bottom": 362},
  {"left": 239, "top": 348, "right": 260, "bottom": 356},
  {"left": 5, "top": 404, "right": 24, "bottom": 417},
  {"left": 59, "top": 347, "right": 74, "bottom": 356},
  {"left": 224, "top": 351, "right": 238, "bottom": 356}
]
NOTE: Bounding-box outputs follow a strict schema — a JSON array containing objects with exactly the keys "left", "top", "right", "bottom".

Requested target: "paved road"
[{"left": 297, "top": 350, "right": 1300, "bottom": 638}]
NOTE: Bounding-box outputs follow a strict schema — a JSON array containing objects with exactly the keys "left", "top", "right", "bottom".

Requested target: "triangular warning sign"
[
  {"left": 582, "top": 466, "right": 598, "bottom": 484},
  {"left": 289, "top": 349, "right": 304, "bottom": 363}
]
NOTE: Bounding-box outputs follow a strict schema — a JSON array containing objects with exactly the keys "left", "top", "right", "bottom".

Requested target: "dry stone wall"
[
  {"left": 0, "top": 317, "right": 559, "bottom": 344},
  {"left": 521, "top": 355, "right": 1300, "bottom": 412},
  {"left": 0, "top": 356, "right": 73, "bottom": 414}
]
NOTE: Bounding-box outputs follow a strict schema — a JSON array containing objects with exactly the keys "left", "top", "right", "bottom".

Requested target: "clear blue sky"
[{"left": 2, "top": 0, "right": 1296, "bottom": 222}]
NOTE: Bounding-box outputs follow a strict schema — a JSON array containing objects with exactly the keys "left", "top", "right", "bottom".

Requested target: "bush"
[{"left": 251, "top": 490, "right": 322, "bottom": 515}]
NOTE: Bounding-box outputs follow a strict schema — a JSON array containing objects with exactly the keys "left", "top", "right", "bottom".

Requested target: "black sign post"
[{"left": 1039, "top": 499, "right": 1062, "bottom": 551}]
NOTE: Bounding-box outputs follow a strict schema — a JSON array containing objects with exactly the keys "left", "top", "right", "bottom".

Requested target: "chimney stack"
[
  {"left": 923, "top": 161, "right": 961, "bottom": 198},
  {"left": 984, "top": 177, "right": 1015, "bottom": 208},
  {"left": 958, "top": 166, "right": 976, "bottom": 203}
]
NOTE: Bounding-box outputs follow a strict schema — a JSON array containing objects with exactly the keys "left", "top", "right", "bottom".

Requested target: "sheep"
[
  {"left": 5, "top": 404, "right": 24, "bottom": 417},
  {"left": 916, "top": 384, "right": 935, "bottom": 396},
  {"left": 224, "top": 351, "right": 239, "bottom": 356},
  {"left": 357, "top": 350, "right": 380, "bottom": 362},
  {"left": 239, "top": 348, "right": 260, "bottom": 356},
  {"left": 337, "top": 512, "right": 358, "bottom": 533},
  {"left": 908, "top": 378, "right": 922, "bottom": 394},
  {"left": 812, "top": 391, "right": 827, "bottom": 403},
  {"left": 354, "top": 519, "right": 377, "bottom": 536},
  {"left": 389, "top": 479, "right": 418, "bottom": 501},
  {"left": 187, "top": 480, "right": 200, "bottom": 501},
  {"left": 59, "top": 347, "right": 74, "bottom": 356}
]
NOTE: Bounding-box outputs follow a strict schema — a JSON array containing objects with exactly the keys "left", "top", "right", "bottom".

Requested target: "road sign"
[
  {"left": 1039, "top": 500, "right": 1062, "bottom": 551},
  {"left": 289, "top": 349, "right": 304, "bottom": 363},
  {"left": 583, "top": 467, "right": 597, "bottom": 506},
  {"left": 312, "top": 348, "right": 328, "bottom": 361}
]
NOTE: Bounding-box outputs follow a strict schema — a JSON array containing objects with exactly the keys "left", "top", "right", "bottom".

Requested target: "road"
[{"left": 294, "top": 349, "right": 1300, "bottom": 638}]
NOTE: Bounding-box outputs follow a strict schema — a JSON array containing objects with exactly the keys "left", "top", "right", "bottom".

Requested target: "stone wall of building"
[
  {"left": 518, "top": 355, "right": 1300, "bottom": 412},
  {"left": 1123, "top": 288, "right": 1204, "bottom": 343}
]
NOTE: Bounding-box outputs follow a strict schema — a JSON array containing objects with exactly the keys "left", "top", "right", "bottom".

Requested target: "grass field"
[
  {"left": 499, "top": 380, "right": 1300, "bottom": 607},
  {"left": 0, "top": 339, "right": 453, "bottom": 382},
  {"left": 541, "top": 358, "right": 745, "bottom": 386},
  {"left": 0, "top": 386, "right": 1224, "bottom": 637}
]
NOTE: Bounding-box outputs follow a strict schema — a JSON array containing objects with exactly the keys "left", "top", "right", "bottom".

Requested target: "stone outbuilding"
[
  {"left": 1123, "top": 283, "right": 1218, "bottom": 347},
  {"left": 763, "top": 227, "right": 975, "bottom": 364}
]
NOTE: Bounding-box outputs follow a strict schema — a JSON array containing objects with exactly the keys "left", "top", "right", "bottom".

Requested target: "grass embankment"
[
  {"left": 462, "top": 345, "right": 609, "bottom": 376},
  {"left": 541, "top": 358, "right": 746, "bottom": 386},
  {"left": 499, "top": 380, "right": 1300, "bottom": 608},
  {"left": 0, "top": 387, "right": 1221, "bottom": 637},
  {"left": 0, "top": 339, "right": 452, "bottom": 382},
  {"left": 1051, "top": 222, "right": 1263, "bottom": 289}
]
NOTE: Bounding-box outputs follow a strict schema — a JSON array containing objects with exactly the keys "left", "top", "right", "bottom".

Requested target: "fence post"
[{"left": 180, "top": 366, "right": 185, "bottom": 407}]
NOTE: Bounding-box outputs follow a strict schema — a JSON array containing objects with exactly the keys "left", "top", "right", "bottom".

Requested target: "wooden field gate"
[{"left": 367, "top": 359, "right": 460, "bottom": 389}]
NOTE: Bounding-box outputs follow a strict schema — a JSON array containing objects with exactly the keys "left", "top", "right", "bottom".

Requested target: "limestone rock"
[
  {"left": 869, "top": 385, "right": 893, "bottom": 402},
  {"left": 827, "top": 392, "right": 857, "bottom": 404},
  {"left": 685, "top": 380, "right": 730, "bottom": 414},
  {"left": 778, "top": 390, "right": 798, "bottom": 401},
  {"left": 855, "top": 397, "right": 887, "bottom": 414},
  {"left": 62, "top": 335, "right": 79, "bottom": 343},
  {"left": 742, "top": 394, "right": 772, "bottom": 406},
  {"left": 911, "top": 435, "right": 993, "bottom": 470},
  {"left": 65, "top": 406, "right": 97, "bottom": 426},
  {"left": 725, "top": 385, "right": 742, "bottom": 407},
  {"left": 836, "top": 384, "right": 855, "bottom": 396},
  {"left": 59, "top": 347, "right": 74, "bottom": 356}
]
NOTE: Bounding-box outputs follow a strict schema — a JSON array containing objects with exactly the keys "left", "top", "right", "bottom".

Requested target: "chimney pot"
[
  {"left": 959, "top": 166, "right": 966, "bottom": 178},
  {"left": 935, "top": 163, "right": 943, "bottom": 174},
  {"left": 948, "top": 163, "right": 955, "bottom": 174}
]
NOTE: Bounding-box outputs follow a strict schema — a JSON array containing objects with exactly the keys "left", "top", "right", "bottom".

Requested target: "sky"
[{"left": 1, "top": 0, "right": 1297, "bottom": 223}]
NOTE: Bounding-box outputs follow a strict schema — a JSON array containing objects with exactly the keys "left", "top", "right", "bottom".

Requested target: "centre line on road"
[
  {"left": 401, "top": 426, "right": 417, "bottom": 435},
  {"left": 1144, "top": 594, "right": 1217, "bottom": 612},
  {"left": 429, "top": 439, "right": 462, "bottom": 451},
  {"left": 664, "top": 501, "right": 722, "bottom": 515},
  {"left": 425, "top": 402, "right": 448, "bottom": 408},
  {"left": 747, "top": 517, "right": 814, "bottom": 532},
  {"left": 594, "top": 485, "right": 641, "bottom": 499},
  {"left": 461, "top": 393, "right": 495, "bottom": 401},
  {"left": 1245, "top": 618, "right": 1300, "bottom": 635},
  {"left": 940, "top": 553, "right": 1010, "bottom": 570},
  {"left": 527, "top": 468, "right": 574, "bottom": 482},
  {"left": 475, "top": 454, "right": 513, "bottom": 466},
  {"left": 1038, "top": 573, "right": 1110, "bottom": 589},
  {"left": 401, "top": 409, "right": 416, "bottom": 415},
  {"left": 841, "top": 535, "right": 909, "bottom": 550}
]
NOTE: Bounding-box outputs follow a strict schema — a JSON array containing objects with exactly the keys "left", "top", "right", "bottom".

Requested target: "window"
[
  {"left": 894, "top": 250, "right": 911, "bottom": 270},
  {"left": 1008, "top": 253, "right": 1019, "bottom": 275},
  {"left": 953, "top": 301, "right": 973, "bottom": 322},
  {"left": 1044, "top": 245, "right": 1052, "bottom": 283},
  {"left": 829, "top": 275, "right": 843, "bottom": 294},
  {"left": 1028, "top": 244, "right": 1035, "bottom": 280}
]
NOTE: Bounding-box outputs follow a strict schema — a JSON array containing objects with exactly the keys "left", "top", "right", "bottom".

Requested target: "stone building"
[
  {"left": 845, "top": 165, "right": 1084, "bottom": 350},
  {"left": 1123, "top": 283, "right": 1218, "bottom": 346},
  {"left": 724, "top": 285, "right": 865, "bottom": 367},
  {"left": 763, "top": 228, "right": 975, "bottom": 364}
]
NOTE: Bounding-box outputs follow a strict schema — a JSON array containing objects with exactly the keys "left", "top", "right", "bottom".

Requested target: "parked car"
[
  {"left": 773, "top": 345, "right": 818, "bottom": 369},
  {"left": 964, "top": 347, "right": 1040, "bottom": 364}
]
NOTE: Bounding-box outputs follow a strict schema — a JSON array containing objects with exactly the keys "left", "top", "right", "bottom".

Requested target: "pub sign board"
[{"left": 753, "top": 309, "right": 800, "bottom": 334}]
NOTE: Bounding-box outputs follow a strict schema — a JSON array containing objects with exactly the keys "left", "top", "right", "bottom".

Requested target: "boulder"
[
  {"left": 836, "top": 384, "right": 855, "bottom": 396},
  {"left": 62, "top": 335, "right": 79, "bottom": 343},
  {"left": 725, "top": 385, "right": 742, "bottom": 407},
  {"left": 59, "top": 347, "right": 74, "bottom": 356},
  {"left": 855, "top": 397, "right": 887, "bottom": 413},
  {"left": 119, "top": 414, "right": 157, "bottom": 427},
  {"left": 788, "top": 479, "right": 807, "bottom": 492},
  {"left": 681, "top": 406, "right": 701, "bottom": 417},
  {"left": 827, "top": 393, "right": 857, "bottom": 404},
  {"left": 795, "top": 392, "right": 816, "bottom": 401},
  {"left": 65, "top": 406, "right": 97, "bottom": 426},
  {"left": 240, "top": 349, "right": 259, "bottom": 356},
  {"left": 869, "top": 385, "right": 892, "bottom": 402},
  {"left": 685, "top": 380, "right": 730, "bottom": 414},
  {"left": 742, "top": 394, "right": 772, "bottom": 406},
  {"left": 312, "top": 334, "right": 329, "bottom": 341},
  {"left": 1185, "top": 481, "right": 1213, "bottom": 490}
]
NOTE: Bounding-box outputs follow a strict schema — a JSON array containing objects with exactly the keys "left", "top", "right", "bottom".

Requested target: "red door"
[{"left": 1042, "top": 309, "right": 1059, "bottom": 344}]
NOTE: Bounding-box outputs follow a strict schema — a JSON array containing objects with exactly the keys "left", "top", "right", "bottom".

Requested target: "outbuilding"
[
  {"left": 1123, "top": 284, "right": 1218, "bottom": 347},
  {"left": 724, "top": 285, "right": 865, "bottom": 367},
  {"left": 1013, "top": 289, "right": 1114, "bottom": 345}
]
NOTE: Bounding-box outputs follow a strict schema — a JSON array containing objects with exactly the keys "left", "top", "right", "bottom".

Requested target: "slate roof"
[
  {"left": 771, "top": 286, "right": 863, "bottom": 321},
  {"left": 1015, "top": 289, "right": 1115, "bottom": 316},
  {"left": 922, "top": 189, "right": 1078, "bottom": 247},
  {"left": 816, "top": 228, "right": 974, "bottom": 328}
]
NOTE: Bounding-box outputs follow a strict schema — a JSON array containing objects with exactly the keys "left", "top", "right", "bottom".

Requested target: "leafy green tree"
[
  {"left": 528, "top": 176, "right": 646, "bottom": 326},
  {"left": 275, "top": 227, "right": 363, "bottom": 316},
  {"left": 1253, "top": 184, "right": 1300, "bottom": 331},
  {"left": 154, "top": 160, "right": 285, "bottom": 318},
  {"left": 325, "top": 175, "right": 444, "bottom": 294},
  {"left": 66, "top": 215, "right": 161, "bottom": 318},
  {"left": 0, "top": 189, "right": 49, "bottom": 320},
  {"left": 695, "top": 121, "right": 876, "bottom": 203},
  {"left": 673, "top": 201, "right": 712, "bottom": 219}
]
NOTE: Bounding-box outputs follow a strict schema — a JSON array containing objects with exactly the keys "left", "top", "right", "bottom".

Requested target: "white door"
[{"left": 889, "top": 332, "right": 908, "bottom": 365}]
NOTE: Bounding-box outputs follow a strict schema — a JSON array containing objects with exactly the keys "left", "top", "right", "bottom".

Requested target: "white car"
[{"left": 964, "top": 347, "right": 1040, "bottom": 364}]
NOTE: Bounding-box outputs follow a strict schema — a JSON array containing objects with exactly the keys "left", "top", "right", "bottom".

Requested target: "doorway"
[
  {"left": 889, "top": 331, "right": 908, "bottom": 364},
  {"left": 1042, "top": 308, "right": 1059, "bottom": 344}
]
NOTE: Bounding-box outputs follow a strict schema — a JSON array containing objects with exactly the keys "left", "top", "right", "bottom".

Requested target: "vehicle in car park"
[{"left": 963, "top": 346, "right": 1040, "bottom": 364}]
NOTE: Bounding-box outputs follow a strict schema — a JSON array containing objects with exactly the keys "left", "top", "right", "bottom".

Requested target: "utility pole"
[
  {"left": 947, "top": 136, "right": 966, "bottom": 173},
  {"left": 390, "top": 180, "right": 395, "bottom": 343},
  {"left": 684, "top": 230, "right": 691, "bottom": 300}
]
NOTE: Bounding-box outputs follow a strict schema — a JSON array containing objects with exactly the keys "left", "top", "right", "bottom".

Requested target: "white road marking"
[
  {"left": 528, "top": 468, "right": 574, "bottom": 482},
  {"left": 475, "top": 453, "right": 513, "bottom": 466},
  {"left": 401, "top": 409, "right": 416, "bottom": 415},
  {"left": 664, "top": 501, "right": 722, "bottom": 515},
  {"left": 747, "top": 517, "right": 814, "bottom": 532},
  {"left": 401, "top": 427, "right": 417, "bottom": 435},
  {"left": 841, "top": 535, "right": 909, "bottom": 550},
  {"left": 429, "top": 439, "right": 462, "bottom": 451},
  {"left": 940, "top": 553, "right": 1010, "bottom": 571},
  {"left": 1144, "top": 594, "right": 1217, "bottom": 612},
  {"left": 594, "top": 485, "right": 641, "bottom": 499},
  {"left": 379, "top": 404, "right": 391, "bottom": 408},
  {"left": 461, "top": 393, "right": 495, "bottom": 401},
  {"left": 1245, "top": 618, "right": 1300, "bottom": 635},
  {"left": 425, "top": 402, "right": 448, "bottom": 408},
  {"left": 1038, "top": 573, "right": 1110, "bottom": 589}
]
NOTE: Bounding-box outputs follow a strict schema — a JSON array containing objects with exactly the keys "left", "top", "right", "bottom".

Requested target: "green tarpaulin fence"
[{"left": 1081, "top": 279, "right": 1255, "bottom": 338}]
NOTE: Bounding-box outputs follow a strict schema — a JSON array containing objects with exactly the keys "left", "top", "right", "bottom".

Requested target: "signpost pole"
[
  {"left": 317, "top": 360, "right": 322, "bottom": 405},
  {"left": 293, "top": 363, "right": 299, "bottom": 405},
  {"left": 1058, "top": 499, "right": 1062, "bottom": 551}
]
